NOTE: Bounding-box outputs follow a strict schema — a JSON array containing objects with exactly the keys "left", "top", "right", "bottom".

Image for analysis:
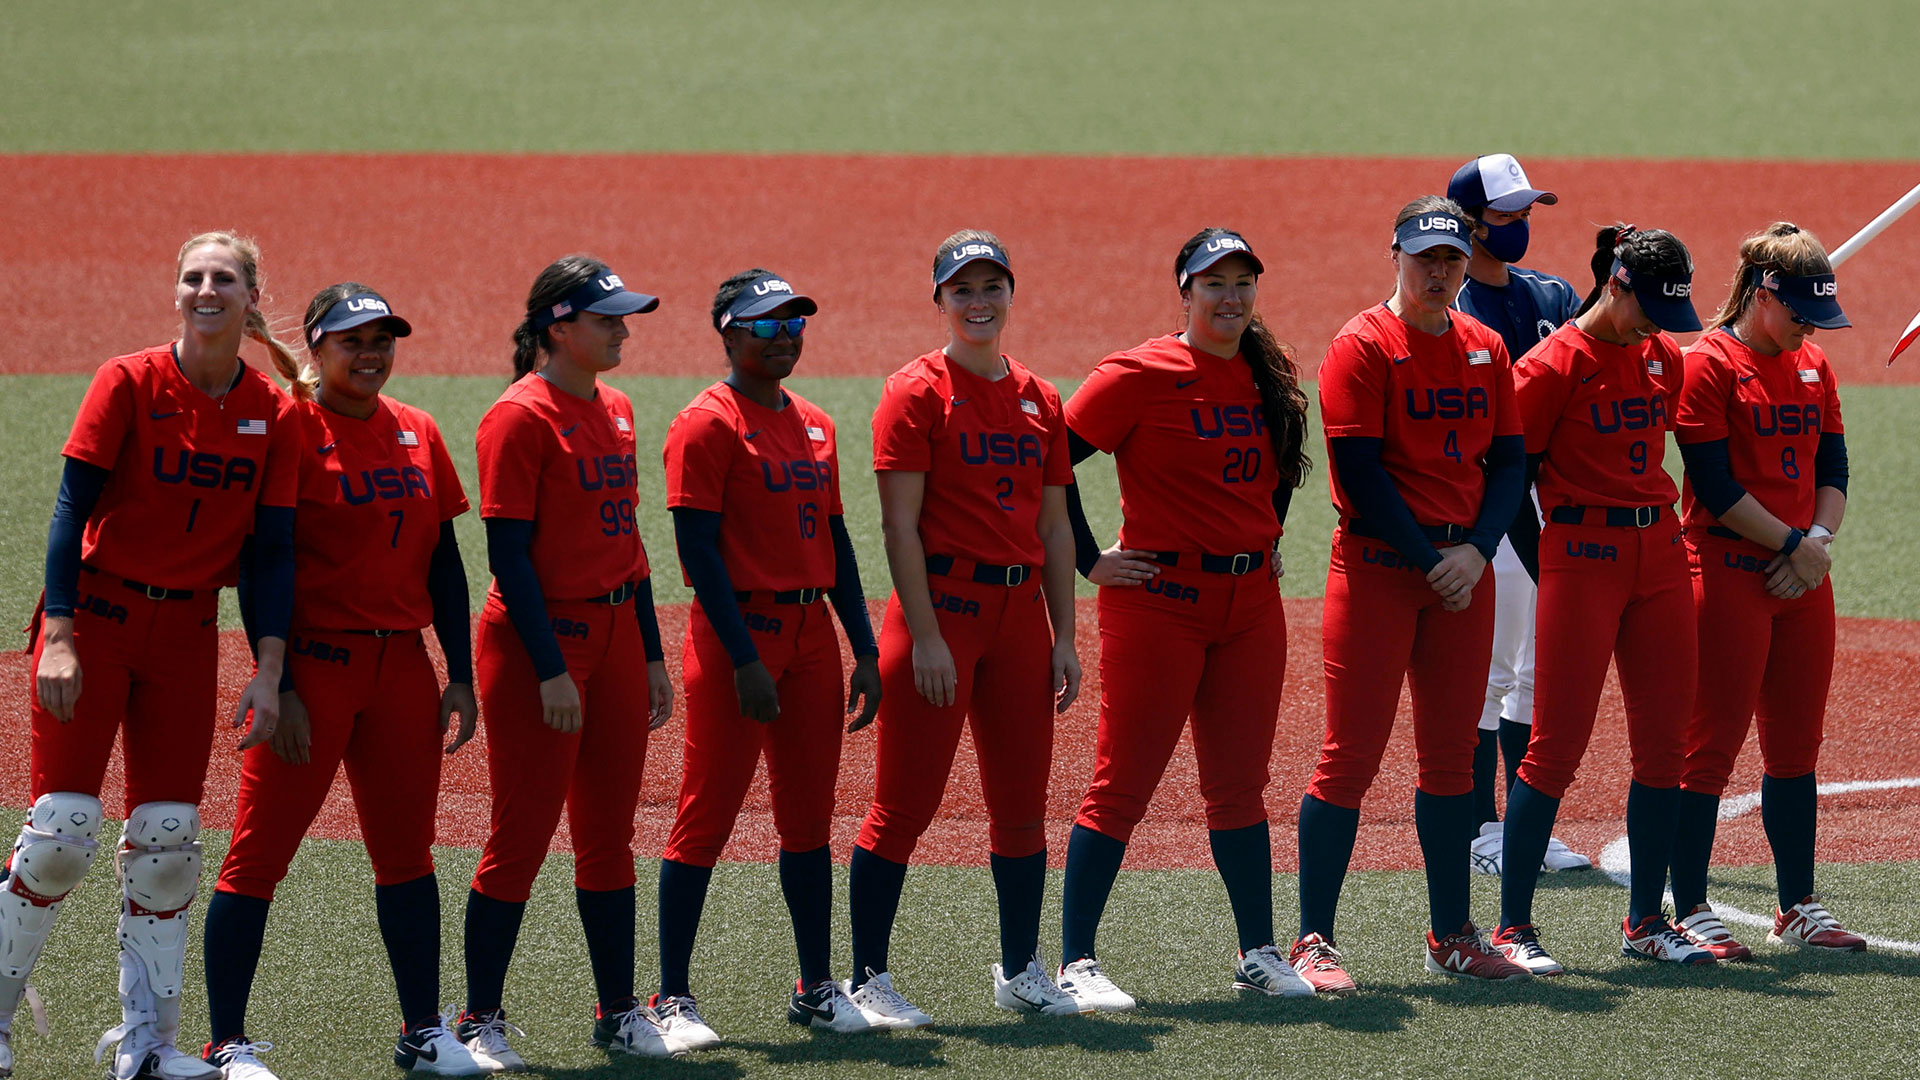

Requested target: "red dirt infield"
[
  {"left": 3, "top": 154, "right": 1919, "bottom": 384},
  {"left": 5, "top": 599, "right": 1917, "bottom": 872}
]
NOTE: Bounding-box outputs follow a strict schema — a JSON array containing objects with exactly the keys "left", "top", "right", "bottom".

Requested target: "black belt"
[
  {"left": 735, "top": 588, "right": 825, "bottom": 605},
  {"left": 1150, "top": 550, "right": 1266, "bottom": 575},
  {"left": 83, "top": 565, "right": 194, "bottom": 600},
  {"left": 335, "top": 628, "right": 402, "bottom": 638},
  {"left": 1705, "top": 526, "right": 1745, "bottom": 541},
  {"left": 586, "top": 582, "right": 638, "bottom": 605},
  {"left": 1345, "top": 520, "right": 1471, "bottom": 545},
  {"left": 925, "top": 555, "right": 1032, "bottom": 587},
  {"left": 1548, "top": 505, "right": 1664, "bottom": 528}
]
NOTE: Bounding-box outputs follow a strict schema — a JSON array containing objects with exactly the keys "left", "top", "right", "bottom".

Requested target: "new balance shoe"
[
  {"left": 1469, "top": 822, "right": 1504, "bottom": 875},
  {"left": 993, "top": 955, "right": 1081, "bottom": 1016},
  {"left": 1426, "top": 924, "right": 1532, "bottom": 981},
  {"left": 1233, "top": 945, "right": 1316, "bottom": 997},
  {"left": 1768, "top": 896, "right": 1867, "bottom": 952},
  {"left": 1490, "top": 923, "right": 1565, "bottom": 977},
  {"left": 788, "top": 979, "right": 874, "bottom": 1033},
  {"left": 395, "top": 1013, "right": 487, "bottom": 1075},
  {"left": 1055, "top": 958, "right": 1135, "bottom": 1013},
  {"left": 1542, "top": 835, "right": 1593, "bottom": 871},
  {"left": 455, "top": 1009, "right": 527, "bottom": 1073},
  {"left": 1622, "top": 913, "right": 1717, "bottom": 964},
  {"left": 204, "top": 1037, "right": 278, "bottom": 1080},
  {"left": 648, "top": 994, "right": 722, "bottom": 1052},
  {"left": 1288, "top": 933, "right": 1358, "bottom": 995},
  {"left": 592, "top": 999, "right": 676, "bottom": 1058},
  {"left": 845, "top": 970, "right": 932, "bottom": 1028},
  {"left": 1675, "top": 904, "right": 1751, "bottom": 962}
]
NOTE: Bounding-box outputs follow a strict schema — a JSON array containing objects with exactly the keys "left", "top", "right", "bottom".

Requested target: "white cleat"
[
  {"left": 993, "top": 955, "right": 1082, "bottom": 1016},
  {"left": 1233, "top": 945, "right": 1316, "bottom": 997},
  {"left": 206, "top": 1037, "right": 279, "bottom": 1080},
  {"left": 1542, "top": 835, "right": 1593, "bottom": 871},
  {"left": 1622, "top": 914, "right": 1717, "bottom": 966},
  {"left": 592, "top": 1002, "right": 676, "bottom": 1058},
  {"left": 649, "top": 994, "right": 722, "bottom": 1052},
  {"left": 1055, "top": 957, "right": 1135, "bottom": 1013},
  {"left": 1470, "top": 822, "right": 1504, "bottom": 875},
  {"left": 844, "top": 970, "right": 932, "bottom": 1029},
  {"left": 396, "top": 1012, "right": 488, "bottom": 1075},
  {"left": 456, "top": 1009, "right": 527, "bottom": 1073},
  {"left": 787, "top": 979, "right": 874, "bottom": 1034}
]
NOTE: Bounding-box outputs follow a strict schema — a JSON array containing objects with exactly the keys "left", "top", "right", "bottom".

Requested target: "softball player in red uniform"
[
  {"left": 1295, "top": 197, "right": 1531, "bottom": 992},
  {"left": 197, "top": 285, "right": 484, "bottom": 1079},
  {"left": 457, "top": 257, "right": 677, "bottom": 1067},
  {"left": 846, "top": 232, "right": 1080, "bottom": 1027},
  {"left": 8, "top": 232, "right": 300, "bottom": 1080},
  {"left": 1668, "top": 223, "right": 1864, "bottom": 958},
  {"left": 653, "top": 270, "right": 882, "bottom": 1049},
  {"left": 1054, "top": 228, "right": 1314, "bottom": 1011},
  {"left": 1493, "top": 225, "right": 1712, "bottom": 974}
]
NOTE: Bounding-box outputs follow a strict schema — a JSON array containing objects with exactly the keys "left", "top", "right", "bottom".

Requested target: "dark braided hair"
[
  {"left": 1575, "top": 224, "right": 1692, "bottom": 318},
  {"left": 510, "top": 255, "right": 609, "bottom": 381}
]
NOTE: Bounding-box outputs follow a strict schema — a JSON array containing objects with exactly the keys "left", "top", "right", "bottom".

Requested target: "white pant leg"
[{"left": 1481, "top": 535, "right": 1538, "bottom": 730}]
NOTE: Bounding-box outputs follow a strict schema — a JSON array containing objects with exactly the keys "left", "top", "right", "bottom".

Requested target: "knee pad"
[
  {"left": 114, "top": 803, "right": 203, "bottom": 1002},
  {"left": 2, "top": 793, "right": 103, "bottom": 983}
]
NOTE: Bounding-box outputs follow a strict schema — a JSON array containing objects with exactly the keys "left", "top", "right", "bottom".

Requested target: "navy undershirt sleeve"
[
  {"left": 1271, "top": 483, "right": 1294, "bottom": 529},
  {"left": 1676, "top": 439, "right": 1749, "bottom": 518},
  {"left": 827, "top": 514, "right": 878, "bottom": 658},
  {"left": 1469, "top": 434, "right": 1526, "bottom": 561},
  {"left": 633, "top": 577, "right": 665, "bottom": 663},
  {"left": 249, "top": 505, "right": 295, "bottom": 645},
  {"left": 1815, "top": 431, "right": 1849, "bottom": 495},
  {"left": 43, "top": 458, "right": 109, "bottom": 618},
  {"left": 672, "top": 508, "right": 759, "bottom": 668},
  {"left": 1507, "top": 454, "right": 1544, "bottom": 583},
  {"left": 1328, "top": 436, "right": 1441, "bottom": 573},
  {"left": 426, "top": 520, "right": 473, "bottom": 684},
  {"left": 1063, "top": 428, "right": 1104, "bottom": 577},
  {"left": 484, "top": 517, "right": 566, "bottom": 682}
]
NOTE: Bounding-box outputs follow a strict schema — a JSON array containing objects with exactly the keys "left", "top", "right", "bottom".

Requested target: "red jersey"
[
  {"left": 1066, "top": 335, "right": 1284, "bottom": 554},
  {"left": 1674, "top": 329, "right": 1843, "bottom": 533},
  {"left": 476, "top": 375, "right": 650, "bottom": 602},
  {"left": 1513, "top": 321, "right": 1683, "bottom": 510},
  {"left": 872, "top": 351, "right": 1071, "bottom": 566},
  {"left": 62, "top": 344, "right": 299, "bottom": 590},
  {"left": 289, "top": 396, "right": 469, "bottom": 630},
  {"left": 1318, "top": 306, "right": 1520, "bottom": 526},
  {"left": 664, "top": 382, "right": 841, "bottom": 592}
]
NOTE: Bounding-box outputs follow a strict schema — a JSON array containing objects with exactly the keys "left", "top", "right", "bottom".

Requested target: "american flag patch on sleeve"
[
  {"left": 1798, "top": 369, "right": 1820, "bottom": 383},
  {"left": 1020, "top": 398, "right": 1041, "bottom": 415},
  {"left": 616, "top": 416, "right": 632, "bottom": 432},
  {"left": 1467, "top": 349, "right": 1492, "bottom": 366},
  {"left": 236, "top": 419, "right": 267, "bottom": 435},
  {"left": 397, "top": 430, "right": 419, "bottom": 446},
  {"left": 806, "top": 425, "right": 826, "bottom": 442},
  {"left": 1646, "top": 359, "right": 1665, "bottom": 375}
]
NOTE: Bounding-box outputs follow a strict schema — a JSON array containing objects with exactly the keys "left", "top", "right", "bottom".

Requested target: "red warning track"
[
  {"left": 3, "top": 154, "right": 1918, "bottom": 384},
  {"left": 4, "top": 601, "right": 1917, "bottom": 871}
]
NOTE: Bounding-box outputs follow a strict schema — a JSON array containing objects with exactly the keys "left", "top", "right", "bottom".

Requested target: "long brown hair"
[
  {"left": 1575, "top": 224, "right": 1692, "bottom": 318},
  {"left": 511, "top": 255, "right": 610, "bottom": 381}
]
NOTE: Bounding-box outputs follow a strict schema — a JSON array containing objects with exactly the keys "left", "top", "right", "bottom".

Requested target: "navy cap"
[
  {"left": 308, "top": 293, "right": 412, "bottom": 345},
  {"left": 1179, "top": 232, "right": 1264, "bottom": 287},
  {"left": 1761, "top": 269, "right": 1850, "bottom": 329},
  {"left": 1448, "top": 154, "right": 1559, "bottom": 213},
  {"left": 933, "top": 240, "right": 1013, "bottom": 286},
  {"left": 1612, "top": 259, "right": 1702, "bottom": 333},
  {"left": 721, "top": 272, "right": 818, "bottom": 327},
  {"left": 1394, "top": 211, "right": 1474, "bottom": 256},
  {"left": 533, "top": 271, "right": 660, "bottom": 330}
]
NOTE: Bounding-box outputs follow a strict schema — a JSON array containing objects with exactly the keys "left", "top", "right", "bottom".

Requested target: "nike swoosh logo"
[
  {"left": 413, "top": 1042, "right": 438, "bottom": 1062},
  {"left": 1390, "top": 357, "right": 1410, "bottom": 366},
  {"left": 1581, "top": 373, "right": 1599, "bottom": 384},
  {"left": 950, "top": 397, "right": 969, "bottom": 406},
  {"left": 150, "top": 410, "right": 182, "bottom": 421},
  {"left": 560, "top": 424, "right": 579, "bottom": 436},
  {"left": 1739, "top": 374, "right": 1758, "bottom": 384},
  {"left": 744, "top": 429, "right": 761, "bottom": 440},
  {"left": 317, "top": 442, "right": 338, "bottom": 455},
  {"left": 1175, "top": 377, "right": 1202, "bottom": 388},
  {"left": 794, "top": 999, "right": 833, "bottom": 1022}
]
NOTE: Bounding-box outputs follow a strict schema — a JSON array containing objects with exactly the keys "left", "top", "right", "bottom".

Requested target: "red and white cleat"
[
  {"left": 1675, "top": 904, "right": 1751, "bottom": 962},
  {"left": 1622, "top": 914, "right": 1716, "bottom": 965},
  {"left": 1769, "top": 896, "right": 1867, "bottom": 952},
  {"left": 1289, "top": 933, "right": 1359, "bottom": 995},
  {"left": 1425, "top": 924, "right": 1532, "bottom": 981}
]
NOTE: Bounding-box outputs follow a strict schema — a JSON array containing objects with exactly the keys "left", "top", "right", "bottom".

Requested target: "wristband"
[
  {"left": 1779, "top": 527, "right": 1805, "bottom": 556},
  {"left": 1808, "top": 524, "right": 1834, "bottom": 540}
]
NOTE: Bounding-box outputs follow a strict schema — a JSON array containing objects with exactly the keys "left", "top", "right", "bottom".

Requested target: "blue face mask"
[{"left": 1477, "top": 218, "right": 1530, "bottom": 264}]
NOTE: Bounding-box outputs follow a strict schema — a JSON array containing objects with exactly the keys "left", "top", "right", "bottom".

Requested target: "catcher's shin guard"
[
  {"left": 97, "top": 803, "right": 216, "bottom": 1080},
  {"left": 0, "top": 793, "right": 103, "bottom": 1013}
]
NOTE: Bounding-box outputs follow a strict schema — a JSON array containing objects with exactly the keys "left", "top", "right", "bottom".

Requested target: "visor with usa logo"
[{"left": 1761, "top": 269, "right": 1850, "bottom": 330}]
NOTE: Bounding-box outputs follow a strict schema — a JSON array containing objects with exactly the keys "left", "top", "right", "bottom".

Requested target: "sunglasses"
[
  {"left": 1767, "top": 289, "right": 1812, "bottom": 326},
  {"left": 730, "top": 317, "right": 807, "bottom": 339}
]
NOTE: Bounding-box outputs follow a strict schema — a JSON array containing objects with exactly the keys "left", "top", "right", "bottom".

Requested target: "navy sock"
[
  {"left": 1414, "top": 790, "right": 1473, "bottom": 936},
  {"left": 1499, "top": 779, "right": 1559, "bottom": 931},
  {"left": 848, "top": 845, "right": 908, "bottom": 989},
  {"left": 1296, "top": 795, "right": 1360, "bottom": 940},
  {"left": 575, "top": 885, "right": 635, "bottom": 1011},
  {"left": 779, "top": 845, "right": 834, "bottom": 988},
  {"left": 1625, "top": 782, "right": 1680, "bottom": 926},
  {"left": 462, "top": 889, "right": 526, "bottom": 1015},
  {"left": 1762, "top": 772, "right": 1818, "bottom": 910},
  {"left": 203, "top": 890, "right": 270, "bottom": 1044},
  {"left": 1668, "top": 790, "right": 1721, "bottom": 913},
  {"left": 1060, "top": 824, "right": 1125, "bottom": 963},
  {"left": 375, "top": 874, "right": 441, "bottom": 1027},
  {"left": 990, "top": 850, "right": 1047, "bottom": 973},
  {"left": 657, "top": 859, "right": 713, "bottom": 998},
  {"left": 1473, "top": 728, "right": 1500, "bottom": 826},
  {"left": 1499, "top": 718, "right": 1531, "bottom": 798},
  {"left": 1208, "top": 822, "right": 1273, "bottom": 953}
]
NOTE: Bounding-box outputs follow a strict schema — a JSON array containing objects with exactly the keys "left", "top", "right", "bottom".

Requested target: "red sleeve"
[
  {"left": 426, "top": 417, "right": 470, "bottom": 520},
  {"left": 258, "top": 390, "right": 302, "bottom": 510},
  {"left": 1822, "top": 355, "right": 1845, "bottom": 435},
  {"left": 1064, "top": 353, "right": 1141, "bottom": 451},
  {"left": 62, "top": 359, "right": 136, "bottom": 470},
  {"left": 1655, "top": 337, "right": 1686, "bottom": 432},
  {"left": 1316, "top": 333, "right": 1388, "bottom": 439},
  {"left": 477, "top": 401, "right": 546, "bottom": 520},
  {"left": 871, "top": 374, "right": 937, "bottom": 472},
  {"left": 1490, "top": 338, "right": 1522, "bottom": 438},
  {"left": 1674, "top": 343, "right": 1733, "bottom": 445},
  {"left": 1513, "top": 355, "right": 1571, "bottom": 455},
  {"left": 663, "top": 407, "right": 735, "bottom": 513},
  {"left": 1041, "top": 380, "right": 1073, "bottom": 486}
]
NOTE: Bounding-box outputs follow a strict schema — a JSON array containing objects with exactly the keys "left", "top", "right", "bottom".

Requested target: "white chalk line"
[{"left": 1595, "top": 776, "right": 1920, "bottom": 954}]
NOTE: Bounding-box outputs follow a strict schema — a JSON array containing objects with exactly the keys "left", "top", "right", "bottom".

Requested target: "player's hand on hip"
[
  {"left": 846, "top": 654, "right": 882, "bottom": 733},
  {"left": 34, "top": 617, "right": 82, "bottom": 722},
  {"left": 441, "top": 681, "right": 479, "bottom": 754},
  {"left": 269, "top": 691, "right": 312, "bottom": 765},
  {"left": 235, "top": 668, "right": 282, "bottom": 750},
  {"left": 1088, "top": 545, "right": 1161, "bottom": 587},
  {"left": 735, "top": 660, "right": 780, "bottom": 724},
  {"left": 912, "top": 634, "right": 958, "bottom": 707},
  {"left": 538, "top": 672, "right": 583, "bottom": 734},
  {"left": 1051, "top": 636, "right": 1082, "bottom": 715},
  {"left": 1269, "top": 544, "right": 1285, "bottom": 582},
  {"left": 645, "top": 660, "right": 674, "bottom": 731},
  {"left": 1427, "top": 544, "right": 1487, "bottom": 606}
]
